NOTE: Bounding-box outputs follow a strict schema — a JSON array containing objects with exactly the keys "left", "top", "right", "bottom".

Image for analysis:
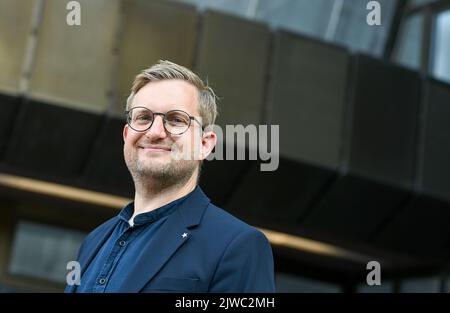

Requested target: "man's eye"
[
  {"left": 168, "top": 116, "right": 187, "bottom": 124},
  {"left": 135, "top": 115, "right": 152, "bottom": 122}
]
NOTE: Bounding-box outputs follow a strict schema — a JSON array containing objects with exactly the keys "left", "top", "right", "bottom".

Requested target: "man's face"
[{"left": 123, "top": 79, "right": 211, "bottom": 184}]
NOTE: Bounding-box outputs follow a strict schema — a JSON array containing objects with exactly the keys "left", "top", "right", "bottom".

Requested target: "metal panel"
[
  {"left": 374, "top": 195, "right": 450, "bottom": 259},
  {"left": 5, "top": 99, "right": 101, "bottom": 180},
  {"left": 0, "top": 93, "right": 20, "bottom": 160},
  {"left": 0, "top": 0, "right": 35, "bottom": 93},
  {"left": 116, "top": 0, "right": 198, "bottom": 114},
  {"left": 29, "top": 0, "right": 120, "bottom": 113},
  {"left": 225, "top": 159, "right": 334, "bottom": 226},
  {"left": 420, "top": 80, "right": 450, "bottom": 201},
  {"left": 196, "top": 11, "right": 270, "bottom": 126},
  {"left": 270, "top": 31, "right": 349, "bottom": 170},
  {"left": 199, "top": 157, "right": 252, "bottom": 208},
  {"left": 301, "top": 175, "right": 409, "bottom": 241},
  {"left": 348, "top": 54, "right": 420, "bottom": 188},
  {"left": 83, "top": 117, "right": 134, "bottom": 197}
]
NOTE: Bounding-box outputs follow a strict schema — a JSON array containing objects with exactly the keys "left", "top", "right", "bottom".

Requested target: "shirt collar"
[{"left": 118, "top": 186, "right": 199, "bottom": 227}]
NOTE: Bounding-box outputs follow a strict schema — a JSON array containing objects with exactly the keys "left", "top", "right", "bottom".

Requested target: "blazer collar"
[{"left": 177, "top": 186, "right": 210, "bottom": 228}]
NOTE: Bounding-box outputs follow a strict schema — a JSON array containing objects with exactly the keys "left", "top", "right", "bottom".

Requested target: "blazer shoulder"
[{"left": 202, "top": 203, "right": 267, "bottom": 240}]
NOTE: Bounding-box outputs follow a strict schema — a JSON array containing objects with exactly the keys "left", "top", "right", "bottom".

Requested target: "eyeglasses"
[{"left": 125, "top": 107, "right": 203, "bottom": 135}]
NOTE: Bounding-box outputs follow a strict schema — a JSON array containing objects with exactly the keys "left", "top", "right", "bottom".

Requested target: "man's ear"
[
  {"left": 200, "top": 131, "right": 217, "bottom": 161},
  {"left": 123, "top": 124, "right": 129, "bottom": 142}
]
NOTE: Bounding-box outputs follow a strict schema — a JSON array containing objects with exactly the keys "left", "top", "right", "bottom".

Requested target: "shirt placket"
[{"left": 92, "top": 224, "right": 134, "bottom": 292}]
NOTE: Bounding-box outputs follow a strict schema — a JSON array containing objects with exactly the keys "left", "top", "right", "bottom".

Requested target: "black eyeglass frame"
[{"left": 125, "top": 106, "right": 204, "bottom": 135}]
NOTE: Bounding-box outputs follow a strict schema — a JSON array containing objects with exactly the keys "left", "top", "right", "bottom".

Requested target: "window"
[
  {"left": 170, "top": 0, "right": 398, "bottom": 57},
  {"left": 432, "top": 9, "right": 450, "bottom": 83},
  {"left": 392, "top": 14, "right": 424, "bottom": 70},
  {"left": 9, "top": 221, "right": 86, "bottom": 284}
]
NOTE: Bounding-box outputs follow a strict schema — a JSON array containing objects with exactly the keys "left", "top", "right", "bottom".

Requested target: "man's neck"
[{"left": 129, "top": 174, "right": 197, "bottom": 226}]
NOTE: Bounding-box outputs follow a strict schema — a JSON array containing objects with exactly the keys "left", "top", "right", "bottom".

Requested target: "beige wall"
[
  {"left": 29, "top": 0, "right": 120, "bottom": 113},
  {"left": 115, "top": 0, "right": 198, "bottom": 115},
  {"left": 0, "top": 0, "right": 35, "bottom": 94}
]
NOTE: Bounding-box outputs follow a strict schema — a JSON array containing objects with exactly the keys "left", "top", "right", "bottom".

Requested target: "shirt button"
[
  {"left": 99, "top": 278, "right": 107, "bottom": 285},
  {"left": 119, "top": 240, "right": 126, "bottom": 247}
]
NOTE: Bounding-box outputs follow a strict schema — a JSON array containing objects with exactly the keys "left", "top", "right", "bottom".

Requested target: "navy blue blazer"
[{"left": 65, "top": 187, "right": 276, "bottom": 293}]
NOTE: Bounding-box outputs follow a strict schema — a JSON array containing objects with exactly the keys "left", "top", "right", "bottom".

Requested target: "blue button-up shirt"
[{"left": 76, "top": 191, "right": 192, "bottom": 293}]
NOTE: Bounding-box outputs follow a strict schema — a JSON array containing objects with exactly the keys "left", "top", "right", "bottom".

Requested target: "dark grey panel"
[
  {"left": 420, "top": 80, "right": 450, "bottom": 201},
  {"left": 5, "top": 100, "right": 101, "bottom": 180},
  {"left": 199, "top": 157, "right": 252, "bottom": 208},
  {"left": 83, "top": 117, "right": 134, "bottom": 197},
  {"left": 0, "top": 93, "right": 20, "bottom": 160},
  {"left": 270, "top": 31, "right": 349, "bottom": 169},
  {"left": 373, "top": 195, "right": 450, "bottom": 259},
  {"left": 348, "top": 55, "right": 420, "bottom": 188},
  {"left": 225, "top": 158, "right": 334, "bottom": 226},
  {"left": 116, "top": 0, "right": 198, "bottom": 114},
  {"left": 196, "top": 11, "right": 270, "bottom": 126},
  {"left": 301, "top": 175, "right": 409, "bottom": 241}
]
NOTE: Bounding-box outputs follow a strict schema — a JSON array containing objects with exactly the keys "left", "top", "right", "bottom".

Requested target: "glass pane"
[
  {"left": 171, "top": 0, "right": 335, "bottom": 38},
  {"left": 255, "top": 0, "right": 334, "bottom": 38},
  {"left": 173, "top": 0, "right": 253, "bottom": 18},
  {"left": 334, "top": 0, "right": 397, "bottom": 57},
  {"left": 9, "top": 221, "right": 86, "bottom": 284},
  {"left": 392, "top": 14, "right": 423, "bottom": 70},
  {"left": 400, "top": 276, "right": 441, "bottom": 292},
  {"left": 276, "top": 272, "right": 341, "bottom": 292},
  {"left": 432, "top": 9, "right": 450, "bottom": 83},
  {"left": 170, "top": 0, "right": 397, "bottom": 57},
  {"left": 357, "top": 281, "right": 394, "bottom": 293}
]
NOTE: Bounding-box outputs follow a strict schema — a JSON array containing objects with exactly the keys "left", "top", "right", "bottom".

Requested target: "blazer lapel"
[
  {"left": 118, "top": 187, "right": 211, "bottom": 292},
  {"left": 118, "top": 208, "right": 190, "bottom": 292}
]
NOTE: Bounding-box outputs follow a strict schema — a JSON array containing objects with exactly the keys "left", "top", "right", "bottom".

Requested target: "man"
[{"left": 65, "top": 60, "right": 275, "bottom": 293}]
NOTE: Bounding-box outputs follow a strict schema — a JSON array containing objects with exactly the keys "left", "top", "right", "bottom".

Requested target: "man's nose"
[{"left": 144, "top": 115, "right": 167, "bottom": 139}]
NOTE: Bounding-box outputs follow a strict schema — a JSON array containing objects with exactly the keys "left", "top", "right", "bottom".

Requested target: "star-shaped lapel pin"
[{"left": 182, "top": 232, "right": 188, "bottom": 238}]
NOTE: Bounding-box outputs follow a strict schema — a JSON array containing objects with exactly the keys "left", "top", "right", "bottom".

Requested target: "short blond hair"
[{"left": 126, "top": 60, "right": 218, "bottom": 127}]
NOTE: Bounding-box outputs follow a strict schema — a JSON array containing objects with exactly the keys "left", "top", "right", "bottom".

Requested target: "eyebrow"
[{"left": 131, "top": 104, "right": 198, "bottom": 116}]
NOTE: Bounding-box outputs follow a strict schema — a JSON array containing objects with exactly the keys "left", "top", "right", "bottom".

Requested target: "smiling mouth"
[{"left": 139, "top": 146, "right": 172, "bottom": 152}]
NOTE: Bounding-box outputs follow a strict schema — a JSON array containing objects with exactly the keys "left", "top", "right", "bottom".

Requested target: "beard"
[{"left": 124, "top": 143, "right": 198, "bottom": 190}]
